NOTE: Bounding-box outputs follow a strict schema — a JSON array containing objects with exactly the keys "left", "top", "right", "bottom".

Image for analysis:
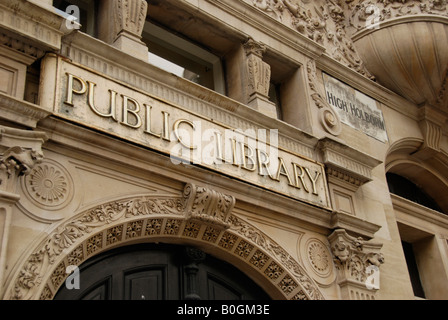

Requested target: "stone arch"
[
  {"left": 3, "top": 183, "right": 325, "bottom": 300},
  {"left": 385, "top": 138, "right": 448, "bottom": 213}
]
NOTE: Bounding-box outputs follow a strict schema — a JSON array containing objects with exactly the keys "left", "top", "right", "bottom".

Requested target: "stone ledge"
[{"left": 0, "top": 92, "right": 51, "bottom": 128}]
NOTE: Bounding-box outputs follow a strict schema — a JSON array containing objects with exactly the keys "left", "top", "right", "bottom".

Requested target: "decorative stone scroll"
[
  {"left": 306, "top": 59, "right": 342, "bottom": 136},
  {"left": 328, "top": 229, "right": 384, "bottom": 300},
  {"left": 4, "top": 183, "right": 325, "bottom": 300},
  {"left": 183, "top": 183, "right": 235, "bottom": 229}
]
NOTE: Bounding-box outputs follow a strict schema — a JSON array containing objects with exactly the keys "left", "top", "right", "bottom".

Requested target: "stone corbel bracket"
[
  {"left": 413, "top": 104, "right": 448, "bottom": 160},
  {"left": 318, "top": 137, "right": 382, "bottom": 188},
  {"left": 328, "top": 229, "right": 385, "bottom": 299},
  {"left": 0, "top": 126, "right": 47, "bottom": 194},
  {"left": 182, "top": 183, "right": 235, "bottom": 229}
]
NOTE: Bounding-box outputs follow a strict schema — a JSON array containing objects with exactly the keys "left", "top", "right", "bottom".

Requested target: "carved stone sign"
[
  {"left": 322, "top": 73, "right": 388, "bottom": 142},
  {"left": 40, "top": 56, "right": 331, "bottom": 209}
]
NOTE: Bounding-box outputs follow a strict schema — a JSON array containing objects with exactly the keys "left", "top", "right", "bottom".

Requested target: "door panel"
[
  {"left": 81, "top": 279, "right": 110, "bottom": 300},
  {"left": 124, "top": 268, "right": 165, "bottom": 300},
  {"left": 207, "top": 275, "right": 242, "bottom": 300},
  {"left": 54, "top": 243, "right": 269, "bottom": 300}
]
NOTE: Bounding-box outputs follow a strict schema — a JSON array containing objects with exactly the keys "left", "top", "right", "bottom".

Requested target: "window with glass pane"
[{"left": 142, "top": 22, "right": 225, "bottom": 95}]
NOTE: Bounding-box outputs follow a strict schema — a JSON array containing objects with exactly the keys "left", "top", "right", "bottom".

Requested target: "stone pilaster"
[
  {"left": 328, "top": 229, "right": 384, "bottom": 300},
  {"left": 0, "top": 126, "right": 47, "bottom": 295}
]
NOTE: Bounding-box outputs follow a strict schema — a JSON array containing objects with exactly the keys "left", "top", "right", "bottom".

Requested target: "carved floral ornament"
[
  {"left": 328, "top": 229, "right": 384, "bottom": 287},
  {"left": 4, "top": 183, "right": 326, "bottom": 300},
  {"left": 247, "top": 0, "right": 447, "bottom": 78}
]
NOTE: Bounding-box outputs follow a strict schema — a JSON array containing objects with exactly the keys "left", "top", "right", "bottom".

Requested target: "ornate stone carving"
[
  {"left": 307, "top": 239, "right": 331, "bottom": 275},
  {"left": 183, "top": 183, "right": 235, "bottom": 229},
  {"left": 306, "top": 59, "right": 342, "bottom": 136},
  {"left": 349, "top": 1, "right": 448, "bottom": 106},
  {"left": 6, "top": 184, "right": 325, "bottom": 300},
  {"left": 247, "top": 0, "right": 374, "bottom": 79},
  {"left": 22, "top": 160, "right": 73, "bottom": 210},
  {"left": 241, "top": 37, "right": 278, "bottom": 117},
  {"left": 0, "top": 127, "right": 47, "bottom": 193},
  {"left": 328, "top": 229, "right": 384, "bottom": 299},
  {"left": 349, "top": 0, "right": 448, "bottom": 31}
]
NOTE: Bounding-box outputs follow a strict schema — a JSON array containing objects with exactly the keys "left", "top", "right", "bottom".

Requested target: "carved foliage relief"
[
  {"left": 247, "top": 0, "right": 374, "bottom": 78},
  {"left": 247, "top": 0, "right": 448, "bottom": 78}
]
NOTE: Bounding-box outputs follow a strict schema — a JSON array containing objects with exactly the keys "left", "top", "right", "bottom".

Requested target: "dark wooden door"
[{"left": 54, "top": 243, "right": 269, "bottom": 300}]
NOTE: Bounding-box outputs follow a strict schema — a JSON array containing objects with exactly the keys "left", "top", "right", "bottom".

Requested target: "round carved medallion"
[
  {"left": 23, "top": 160, "right": 73, "bottom": 210},
  {"left": 305, "top": 239, "right": 334, "bottom": 280}
]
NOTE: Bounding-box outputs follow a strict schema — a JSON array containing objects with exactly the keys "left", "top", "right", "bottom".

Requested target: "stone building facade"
[{"left": 0, "top": 0, "right": 447, "bottom": 300}]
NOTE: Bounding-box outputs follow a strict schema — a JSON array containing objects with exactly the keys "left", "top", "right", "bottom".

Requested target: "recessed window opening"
[
  {"left": 142, "top": 22, "right": 225, "bottom": 95},
  {"left": 268, "top": 81, "right": 282, "bottom": 120},
  {"left": 401, "top": 241, "right": 426, "bottom": 299},
  {"left": 386, "top": 172, "right": 443, "bottom": 213},
  {"left": 53, "top": 0, "right": 97, "bottom": 36}
]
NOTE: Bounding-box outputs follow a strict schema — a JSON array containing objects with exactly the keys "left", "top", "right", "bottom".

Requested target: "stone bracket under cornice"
[
  {"left": 317, "top": 137, "right": 383, "bottom": 188},
  {"left": 0, "top": 0, "right": 72, "bottom": 60},
  {"left": 413, "top": 104, "right": 448, "bottom": 160}
]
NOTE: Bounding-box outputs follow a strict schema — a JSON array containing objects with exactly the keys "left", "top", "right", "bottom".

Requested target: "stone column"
[
  {"left": 0, "top": 126, "right": 47, "bottom": 294},
  {"left": 243, "top": 38, "right": 278, "bottom": 118},
  {"left": 98, "top": 0, "right": 148, "bottom": 61},
  {"left": 328, "top": 229, "right": 385, "bottom": 300}
]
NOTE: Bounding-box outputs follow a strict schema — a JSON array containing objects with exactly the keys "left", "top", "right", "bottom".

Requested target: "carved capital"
[
  {"left": 182, "top": 183, "right": 235, "bottom": 229},
  {"left": 243, "top": 37, "right": 266, "bottom": 58},
  {"left": 328, "top": 229, "right": 384, "bottom": 299},
  {"left": 0, "top": 127, "right": 47, "bottom": 194}
]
